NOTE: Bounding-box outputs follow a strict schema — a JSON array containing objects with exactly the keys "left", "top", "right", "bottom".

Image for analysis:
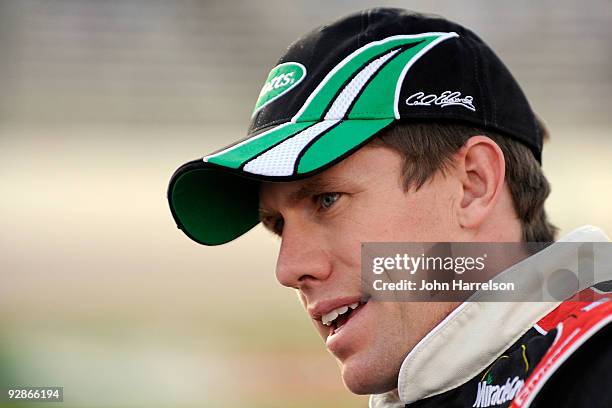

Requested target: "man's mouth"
[{"left": 321, "top": 301, "right": 367, "bottom": 336}]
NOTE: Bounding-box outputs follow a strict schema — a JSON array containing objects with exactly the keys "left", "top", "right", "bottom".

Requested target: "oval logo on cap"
[{"left": 252, "top": 62, "right": 306, "bottom": 116}]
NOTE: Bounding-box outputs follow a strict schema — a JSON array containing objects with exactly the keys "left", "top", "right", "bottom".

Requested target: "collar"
[{"left": 370, "top": 225, "right": 611, "bottom": 408}]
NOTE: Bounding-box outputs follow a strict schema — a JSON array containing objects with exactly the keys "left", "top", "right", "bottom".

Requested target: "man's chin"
[{"left": 339, "top": 357, "right": 398, "bottom": 395}]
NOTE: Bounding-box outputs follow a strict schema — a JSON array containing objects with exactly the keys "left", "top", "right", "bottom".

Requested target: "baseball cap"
[{"left": 168, "top": 7, "right": 543, "bottom": 246}]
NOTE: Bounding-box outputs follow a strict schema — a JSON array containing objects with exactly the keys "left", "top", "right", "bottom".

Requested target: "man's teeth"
[{"left": 322, "top": 302, "right": 359, "bottom": 326}]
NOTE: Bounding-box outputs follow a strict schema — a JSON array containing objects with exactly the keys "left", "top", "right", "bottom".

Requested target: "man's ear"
[{"left": 455, "top": 136, "right": 505, "bottom": 229}]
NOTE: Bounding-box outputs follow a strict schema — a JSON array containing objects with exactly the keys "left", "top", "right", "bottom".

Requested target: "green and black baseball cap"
[{"left": 168, "top": 7, "right": 543, "bottom": 246}]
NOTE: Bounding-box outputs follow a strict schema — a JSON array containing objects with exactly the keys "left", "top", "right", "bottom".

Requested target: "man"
[{"left": 167, "top": 8, "right": 612, "bottom": 407}]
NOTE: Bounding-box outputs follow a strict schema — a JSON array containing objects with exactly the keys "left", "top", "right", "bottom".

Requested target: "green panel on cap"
[
  {"left": 296, "top": 118, "right": 393, "bottom": 174},
  {"left": 206, "top": 121, "right": 312, "bottom": 169},
  {"left": 295, "top": 36, "right": 427, "bottom": 122},
  {"left": 348, "top": 34, "right": 443, "bottom": 119},
  {"left": 171, "top": 167, "right": 260, "bottom": 245}
]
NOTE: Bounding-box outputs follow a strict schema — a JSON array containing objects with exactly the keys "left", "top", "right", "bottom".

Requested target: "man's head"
[
  {"left": 167, "top": 7, "right": 556, "bottom": 396},
  {"left": 258, "top": 120, "right": 555, "bottom": 393}
]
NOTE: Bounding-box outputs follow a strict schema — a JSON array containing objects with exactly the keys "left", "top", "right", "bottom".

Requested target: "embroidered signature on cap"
[{"left": 406, "top": 90, "right": 475, "bottom": 111}]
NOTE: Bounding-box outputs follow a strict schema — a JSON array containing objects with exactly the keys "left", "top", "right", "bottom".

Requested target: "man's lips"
[
  {"left": 325, "top": 300, "right": 369, "bottom": 353},
  {"left": 308, "top": 296, "right": 364, "bottom": 320},
  {"left": 307, "top": 295, "right": 370, "bottom": 343}
]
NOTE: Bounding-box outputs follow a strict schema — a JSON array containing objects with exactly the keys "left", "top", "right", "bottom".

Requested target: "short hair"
[{"left": 371, "top": 121, "right": 558, "bottom": 242}]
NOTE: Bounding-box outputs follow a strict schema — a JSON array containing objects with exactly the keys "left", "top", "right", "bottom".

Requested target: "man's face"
[{"left": 259, "top": 145, "right": 464, "bottom": 394}]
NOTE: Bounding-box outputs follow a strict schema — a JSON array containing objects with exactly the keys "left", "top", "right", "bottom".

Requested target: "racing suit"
[{"left": 370, "top": 225, "right": 612, "bottom": 408}]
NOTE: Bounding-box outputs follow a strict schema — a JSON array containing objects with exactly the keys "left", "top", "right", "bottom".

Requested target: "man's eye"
[{"left": 317, "top": 192, "right": 341, "bottom": 210}]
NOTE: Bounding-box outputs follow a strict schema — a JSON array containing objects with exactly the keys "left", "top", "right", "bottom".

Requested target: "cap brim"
[{"left": 168, "top": 118, "right": 394, "bottom": 245}]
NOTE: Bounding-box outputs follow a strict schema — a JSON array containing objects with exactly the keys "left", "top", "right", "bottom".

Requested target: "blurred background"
[{"left": 0, "top": 1, "right": 610, "bottom": 407}]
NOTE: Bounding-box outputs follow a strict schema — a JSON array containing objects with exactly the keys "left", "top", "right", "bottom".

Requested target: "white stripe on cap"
[
  {"left": 243, "top": 120, "right": 339, "bottom": 176},
  {"left": 324, "top": 48, "right": 400, "bottom": 120}
]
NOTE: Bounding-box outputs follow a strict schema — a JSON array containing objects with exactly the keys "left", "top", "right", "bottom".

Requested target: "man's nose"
[{"left": 275, "top": 219, "right": 331, "bottom": 289}]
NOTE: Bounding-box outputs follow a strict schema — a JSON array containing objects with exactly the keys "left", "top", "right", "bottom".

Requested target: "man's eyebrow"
[{"left": 287, "top": 176, "right": 348, "bottom": 203}]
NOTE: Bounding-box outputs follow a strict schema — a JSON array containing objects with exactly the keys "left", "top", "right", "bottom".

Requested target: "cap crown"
[{"left": 249, "top": 8, "right": 542, "bottom": 160}]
